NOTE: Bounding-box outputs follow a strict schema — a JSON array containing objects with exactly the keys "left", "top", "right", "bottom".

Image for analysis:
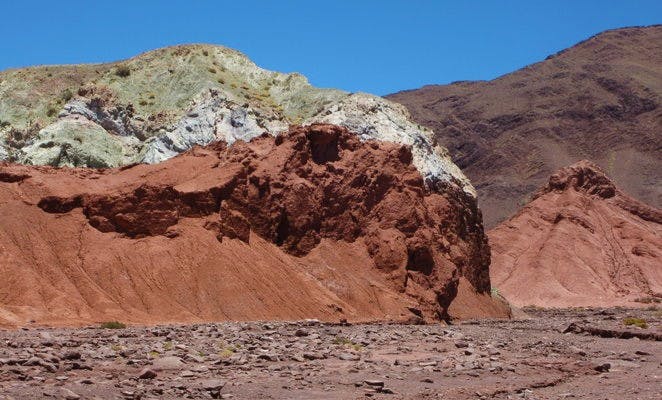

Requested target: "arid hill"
[
  {"left": 489, "top": 160, "right": 661, "bottom": 307},
  {"left": 0, "top": 124, "right": 508, "bottom": 327},
  {"left": 387, "top": 25, "right": 662, "bottom": 227}
]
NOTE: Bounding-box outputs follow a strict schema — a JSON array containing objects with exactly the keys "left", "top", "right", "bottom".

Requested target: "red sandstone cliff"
[{"left": 0, "top": 124, "right": 508, "bottom": 327}]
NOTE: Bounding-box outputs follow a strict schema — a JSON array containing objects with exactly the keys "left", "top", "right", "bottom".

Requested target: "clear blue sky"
[{"left": 1, "top": 1, "right": 660, "bottom": 95}]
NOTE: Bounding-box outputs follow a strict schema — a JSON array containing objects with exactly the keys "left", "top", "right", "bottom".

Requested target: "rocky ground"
[{"left": 0, "top": 308, "right": 659, "bottom": 400}]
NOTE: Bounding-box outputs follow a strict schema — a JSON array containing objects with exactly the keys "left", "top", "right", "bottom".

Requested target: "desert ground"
[{"left": 0, "top": 307, "right": 659, "bottom": 400}]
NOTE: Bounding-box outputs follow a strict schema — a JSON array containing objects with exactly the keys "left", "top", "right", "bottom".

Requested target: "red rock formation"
[
  {"left": 489, "top": 160, "right": 662, "bottom": 307},
  {"left": 0, "top": 124, "right": 508, "bottom": 327}
]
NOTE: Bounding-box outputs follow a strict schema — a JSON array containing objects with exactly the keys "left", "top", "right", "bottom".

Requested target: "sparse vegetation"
[
  {"left": 218, "top": 340, "right": 238, "bottom": 358},
  {"left": 623, "top": 317, "right": 648, "bottom": 329},
  {"left": 60, "top": 88, "right": 73, "bottom": 102},
  {"left": 115, "top": 65, "right": 131, "bottom": 77},
  {"left": 208, "top": 67, "right": 216, "bottom": 74},
  {"left": 332, "top": 336, "right": 362, "bottom": 351},
  {"left": 219, "top": 347, "right": 235, "bottom": 358},
  {"left": 99, "top": 321, "right": 126, "bottom": 329}
]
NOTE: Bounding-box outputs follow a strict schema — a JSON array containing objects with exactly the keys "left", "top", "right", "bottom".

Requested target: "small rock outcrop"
[
  {"left": 0, "top": 124, "right": 507, "bottom": 327},
  {"left": 489, "top": 160, "right": 662, "bottom": 307}
]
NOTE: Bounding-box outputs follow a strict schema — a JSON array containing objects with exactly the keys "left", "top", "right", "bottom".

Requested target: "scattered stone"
[
  {"left": 60, "top": 388, "right": 80, "bottom": 400},
  {"left": 151, "top": 356, "right": 184, "bottom": 370},
  {"left": 338, "top": 353, "right": 360, "bottom": 361},
  {"left": 594, "top": 363, "right": 611, "bottom": 373},
  {"left": 201, "top": 379, "right": 226, "bottom": 391},
  {"left": 138, "top": 368, "right": 157, "bottom": 379},
  {"left": 61, "top": 351, "right": 81, "bottom": 361}
]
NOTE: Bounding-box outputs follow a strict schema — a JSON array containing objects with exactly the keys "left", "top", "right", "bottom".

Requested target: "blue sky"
[{"left": 1, "top": 1, "right": 660, "bottom": 95}]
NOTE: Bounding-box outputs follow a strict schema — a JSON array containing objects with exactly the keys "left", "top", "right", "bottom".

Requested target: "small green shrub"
[
  {"left": 208, "top": 68, "right": 216, "bottom": 74},
  {"left": 61, "top": 89, "right": 73, "bottom": 102},
  {"left": 46, "top": 107, "right": 58, "bottom": 117},
  {"left": 115, "top": 65, "right": 131, "bottom": 77},
  {"left": 100, "top": 321, "right": 126, "bottom": 329},
  {"left": 332, "top": 336, "right": 362, "bottom": 351},
  {"left": 623, "top": 317, "right": 648, "bottom": 329},
  {"left": 219, "top": 347, "right": 235, "bottom": 358}
]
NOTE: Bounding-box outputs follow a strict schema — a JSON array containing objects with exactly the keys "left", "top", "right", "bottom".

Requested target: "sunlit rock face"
[{"left": 0, "top": 44, "right": 473, "bottom": 195}]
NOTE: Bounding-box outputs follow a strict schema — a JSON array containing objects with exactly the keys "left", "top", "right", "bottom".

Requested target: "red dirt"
[
  {"left": 489, "top": 160, "right": 662, "bottom": 307},
  {"left": 0, "top": 124, "right": 508, "bottom": 327}
]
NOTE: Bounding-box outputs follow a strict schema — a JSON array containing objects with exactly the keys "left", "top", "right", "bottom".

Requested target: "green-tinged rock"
[{"left": 20, "top": 119, "right": 131, "bottom": 168}]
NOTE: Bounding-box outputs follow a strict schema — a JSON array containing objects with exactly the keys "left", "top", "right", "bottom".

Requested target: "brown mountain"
[
  {"left": 0, "top": 124, "right": 508, "bottom": 327},
  {"left": 387, "top": 25, "right": 662, "bottom": 228},
  {"left": 489, "top": 160, "right": 661, "bottom": 308}
]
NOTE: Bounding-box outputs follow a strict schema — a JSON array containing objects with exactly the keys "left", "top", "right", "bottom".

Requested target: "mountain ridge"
[
  {"left": 0, "top": 43, "right": 473, "bottom": 196},
  {"left": 387, "top": 25, "right": 662, "bottom": 227}
]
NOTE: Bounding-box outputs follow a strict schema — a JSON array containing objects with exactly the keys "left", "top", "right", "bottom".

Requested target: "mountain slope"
[
  {"left": 0, "top": 44, "right": 472, "bottom": 195},
  {"left": 0, "top": 125, "right": 508, "bottom": 326},
  {"left": 489, "top": 161, "right": 661, "bottom": 307},
  {"left": 387, "top": 25, "right": 662, "bottom": 227}
]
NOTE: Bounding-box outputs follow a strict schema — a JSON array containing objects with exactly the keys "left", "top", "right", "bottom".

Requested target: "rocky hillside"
[
  {"left": 489, "top": 160, "right": 661, "bottom": 307},
  {"left": 387, "top": 25, "right": 662, "bottom": 227},
  {"left": 0, "top": 125, "right": 509, "bottom": 327},
  {"left": 0, "top": 44, "right": 472, "bottom": 195}
]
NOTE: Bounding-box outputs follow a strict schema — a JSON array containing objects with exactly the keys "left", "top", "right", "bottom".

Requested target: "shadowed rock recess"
[{"left": 0, "top": 124, "right": 508, "bottom": 327}]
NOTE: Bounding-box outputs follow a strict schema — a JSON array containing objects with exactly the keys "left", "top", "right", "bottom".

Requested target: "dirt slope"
[
  {"left": 489, "top": 160, "right": 662, "bottom": 307},
  {"left": 0, "top": 124, "right": 508, "bottom": 327},
  {"left": 387, "top": 25, "right": 662, "bottom": 227}
]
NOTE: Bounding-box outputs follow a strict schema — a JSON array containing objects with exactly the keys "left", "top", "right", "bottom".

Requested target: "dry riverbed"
[{"left": 0, "top": 308, "right": 660, "bottom": 399}]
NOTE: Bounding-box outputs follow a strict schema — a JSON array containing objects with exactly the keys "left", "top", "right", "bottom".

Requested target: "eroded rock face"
[
  {"left": 0, "top": 124, "right": 504, "bottom": 326},
  {"left": 489, "top": 160, "right": 662, "bottom": 307}
]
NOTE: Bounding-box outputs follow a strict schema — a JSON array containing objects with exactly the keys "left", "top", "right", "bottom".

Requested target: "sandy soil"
[{"left": 0, "top": 307, "right": 659, "bottom": 399}]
